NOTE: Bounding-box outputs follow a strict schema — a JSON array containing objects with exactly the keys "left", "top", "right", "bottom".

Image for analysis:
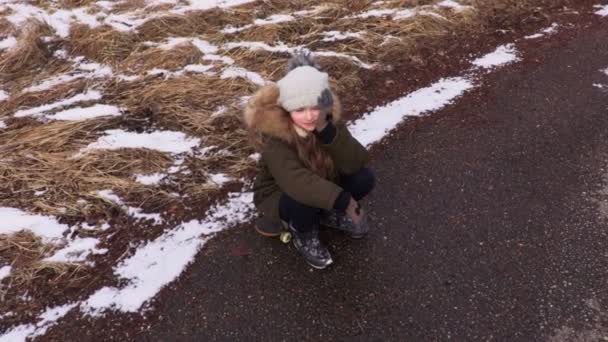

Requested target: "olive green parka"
[{"left": 243, "top": 83, "right": 369, "bottom": 222}]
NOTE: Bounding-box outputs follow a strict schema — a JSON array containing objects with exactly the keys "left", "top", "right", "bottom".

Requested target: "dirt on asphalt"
[{"left": 39, "top": 4, "right": 608, "bottom": 342}]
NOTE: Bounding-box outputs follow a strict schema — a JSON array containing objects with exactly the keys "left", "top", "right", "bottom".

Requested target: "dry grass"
[
  {"left": 107, "top": 74, "right": 256, "bottom": 136},
  {"left": 58, "top": 0, "right": 97, "bottom": 8},
  {"left": 121, "top": 43, "right": 204, "bottom": 74},
  {"left": 0, "top": 20, "right": 53, "bottom": 83},
  {"left": 0, "top": 231, "right": 85, "bottom": 289},
  {"left": 0, "top": 78, "right": 89, "bottom": 118},
  {"left": 68, "top": 24, "right": 138, "bottom": 66},
  {"left": 136, "top": 14, "right": 209, "bottom": 42}
]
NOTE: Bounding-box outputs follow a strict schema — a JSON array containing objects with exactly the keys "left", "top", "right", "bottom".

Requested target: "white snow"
[
  {"left": 0, "top": 265, "right": 11, "bottom": 281},
  {"left": 355, "top": 8, "right": 415, "bottom": 20},
  {"left": 3, "top": 303, "right": 78, "bottom": 341},
  {"left": 0, "top": 121, "right": 6, "bottom": 129},
  {"left": 224, "top": 41, "right": 300, "bottom": 54},
  {"left": 221, "top": 67, "right": 266, "bottom": 85},
  {"left": 603, "top": 67, "right": 608, "bottom": 76},
  {"left": 0, "top": 36, "right": 16, "bottom": 50},
  {"left": 224, "top": 14, "right": 295, "bottom": 33},
  {"left": 209, "top": 173, "right": 231, "bottom": 186},
  {"left": 45, "top": 238, "right": 108, "bottom": 263},
  {"left": 127, "top": 207, "right": 163, "bottom": 224},
  {"left": 524, "top": 33, "right": 544, "bottom": 39},
  {"left": 254, "top": 14, "right": 294, "bottom": 25},
  {"left": 595, "top": 4, "right": 608, "bottom": 16},
  {"left": 96, "top": 189, "right": 124, "bottom": 205},
  {"left": 135, "top": 173, "right": 165, "bottom": 185},
  {"left": 14, "top": 90, "right": 103, "bottom": 118},
  {"left": 96, "top": 190, "right": 163, "bottom": 224},
  {"left": 81, "top": 192, "right": 253, "bottom": 315},
  {"left": 0, "top": 207, "right": 68, "bottom": 241},
  {"left": 171, "top": 0, "right": 255, "bottom": 14},
  {"left": 321, "top": 31, "right": 363, "bottom": 42},
  {"left": 471, "top": 44, "right": 520, "bottom": 69},
  {"left": 524, "top": 23, "right": 558, "bottom": 40},
  {"left": 349, "top": 77, "right": 474, "bottom": 147},
  {"left": 182, "top": 64, "right": 215, "bottom": 74},
  {"left": 0, "top": 90, "right": 8, "bottom": 102},
  {"left": 542, "top": 23, "right": 559, "bottom": 34},
  {"left": 45, "top": 104, "right": 122, "bottom": 121},
  {"left": 25, "top": 74, "right": 84, "bottom": 93},
  {"left": 436, "top": 0, "right": 470, "bottom": 12},
  {"left": 79, "top": 129, "right": 201, "bottom": 154}
]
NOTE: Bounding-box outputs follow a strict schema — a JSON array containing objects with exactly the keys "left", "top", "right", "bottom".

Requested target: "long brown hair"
[
  {"left": 247, "top": 114, "right": 336, "bottom": 180},
  {"left": 288, "top": 123, "right": 336, "bottom": 180}
]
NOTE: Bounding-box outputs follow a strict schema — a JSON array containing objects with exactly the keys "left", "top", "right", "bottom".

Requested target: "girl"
[{"left": 243, "top": 52, "right": 375, "bottom": 269}]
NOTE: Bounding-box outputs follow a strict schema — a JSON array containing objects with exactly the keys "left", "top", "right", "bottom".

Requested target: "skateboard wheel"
[{"left": 279, "top": 232, "right": 292, "bottom": 244}]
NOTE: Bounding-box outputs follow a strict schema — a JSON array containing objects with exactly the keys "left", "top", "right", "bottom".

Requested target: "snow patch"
[
  {"left": 349, "top": 77, "right": 474, "bottom": 147},
  {"left": 79, "top": 129, "right": 201, "bottom": 155},
  {"left": 1, "top": 303, "right": 78, "bottom": 341},
  {"left": 0, "top": 90, "right": 8, "bottom": 102},
  {"left": 81, "top": 192, "right": 253, "bottom": 315},
  {"left": 0, "top": 265, "right": 11, "bottom": 281},
  {"left": 436, "top": 0, "right": 470, "bottom": 12},
  {"left": 45, "top": 104, "right": 122, "bottom": 121},
  {"left": 0, "top": 36, "right": 16, "bottom": 50},
  {"left": 471, "top": 44, "right": 520, "bottom": 69},
  {"left": 221, "top": 67, "right": 266, "bottom": 85},
  {"left": 321, "top": 31, "right": 364, "bottom": 42},
  {"left": 595, "top": 4, "right": 608, "bottom": 16},
  {"left": 45, "top": 238, "right": 108, "bottom": 264},
  {"left": 0, "top": 121, "right": 6, "bottom": 129},
  {"left": 524, "top": 33, "right": 544, "bottom": 40},
  {"left": 0, "top": 207, "right": 68, "bottom": 241},
  {"left": 14, "top": 90, "right": 103, "bottom": 118},
  {"left": 135, "top": 173, "right": 165, "bottom": 185}
]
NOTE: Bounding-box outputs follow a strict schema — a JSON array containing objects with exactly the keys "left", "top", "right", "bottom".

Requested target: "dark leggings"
[{"left": 279, "top": 167, "right": 375, "bottom": 232}]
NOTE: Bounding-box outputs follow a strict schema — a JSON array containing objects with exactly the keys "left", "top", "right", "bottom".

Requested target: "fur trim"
[{"left": 243, "top": 83, "right": 342, "bottom": 143}]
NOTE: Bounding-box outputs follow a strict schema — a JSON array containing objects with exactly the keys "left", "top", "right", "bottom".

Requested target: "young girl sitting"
[{"left": 243, "top": 52, "right": 375, "bottom": 269}]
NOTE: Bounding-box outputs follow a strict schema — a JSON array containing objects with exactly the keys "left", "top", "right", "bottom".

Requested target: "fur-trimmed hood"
[{"left": 243, "top": 83, "right": 342, "bottom": 144}]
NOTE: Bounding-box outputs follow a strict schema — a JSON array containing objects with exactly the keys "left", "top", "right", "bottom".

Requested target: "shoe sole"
[
  {"left": 254, "top": 225, "right": 281, "bottom": 237},
  {"left": 306, "top": 258, "right": 333, "bottom": 270}
]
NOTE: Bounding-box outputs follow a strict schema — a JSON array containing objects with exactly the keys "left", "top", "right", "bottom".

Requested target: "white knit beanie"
[{"left": 277, "top": 65, "right": 330, "bottom": 112}]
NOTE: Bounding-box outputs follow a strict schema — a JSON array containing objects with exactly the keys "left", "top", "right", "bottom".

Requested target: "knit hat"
[{"left": 277, "top": 56, "right": 332, "bottom": 112}]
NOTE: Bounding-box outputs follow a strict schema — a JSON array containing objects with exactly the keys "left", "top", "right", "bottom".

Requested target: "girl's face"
[{"left": 290, "top": 107, "right": 320, "bottom": 132}]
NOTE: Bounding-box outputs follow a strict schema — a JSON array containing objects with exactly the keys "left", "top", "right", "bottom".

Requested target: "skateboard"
[{"left": 254, "top": 216, "right": 292, "bottom": 243}]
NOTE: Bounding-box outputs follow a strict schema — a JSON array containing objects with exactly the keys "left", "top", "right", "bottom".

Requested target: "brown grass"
[
  {"left": 58, "top": 0, "right": 97, "bottom": 8},
  {"left": 107, "top": 74, "right": 256, "bottom": 135},
  {"left": 0, "top": 78, "right": 89, "bottom": 118},
  {"left": 68, "top": 24, "right": 138, "bottom": 66},
  {"left": 0, "top": 231, "right": 83, "bottom": 288},
  {"left": 136, "top": 14, "right": 209, "bottom": 42},
  {"left": 0, "top": 20, "right": 53, "bottom": 83},
  {"left": 121, "top": 43, "right": 204, "bottom": 73}
]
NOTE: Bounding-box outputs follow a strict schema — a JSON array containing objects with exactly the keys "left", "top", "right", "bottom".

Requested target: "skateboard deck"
[{"left": 255, "top": 216, "right": 292, "bottom": 243}]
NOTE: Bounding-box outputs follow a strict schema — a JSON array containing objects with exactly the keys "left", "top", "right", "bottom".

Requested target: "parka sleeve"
[
  {"left": 262, "top": 140, "right": 343, "bottom": 210},
  {"left": 320, "top": 123, "right": 370, "bottom": 175}
]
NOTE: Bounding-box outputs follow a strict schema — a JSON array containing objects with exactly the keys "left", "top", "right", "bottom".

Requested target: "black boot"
[
  {"left": 283, "top": 221, "right": 333, "bottom": 269},
  {"left": 320, "top": 207, "right": 369, "bottom": 239}
]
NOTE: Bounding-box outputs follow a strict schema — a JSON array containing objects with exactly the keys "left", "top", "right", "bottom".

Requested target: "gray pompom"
[
  {"left": 317, "top": 88, "right": 333, "bottom": 109},
  {"left": 287, "top": 50, "right": 322, "bottom": 72}
]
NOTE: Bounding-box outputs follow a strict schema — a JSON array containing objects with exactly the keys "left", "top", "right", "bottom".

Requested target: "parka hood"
[{"left": 243, "top": 83, "right": 342, "bottom": 143}]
